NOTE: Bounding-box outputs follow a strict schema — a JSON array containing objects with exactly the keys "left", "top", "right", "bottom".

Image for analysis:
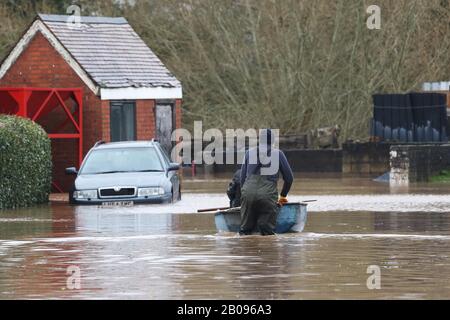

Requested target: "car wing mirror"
[
  {"left": 168, "top": 163, "right": 180, "bottom": 171},
  {"left": 65, "top": 167, "right": 78, "bottom": 175}
]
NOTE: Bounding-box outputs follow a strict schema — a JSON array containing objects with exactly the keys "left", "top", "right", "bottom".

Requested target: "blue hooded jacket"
[{"left": 240, "top": 129, "right": 294, "bottom": 197}]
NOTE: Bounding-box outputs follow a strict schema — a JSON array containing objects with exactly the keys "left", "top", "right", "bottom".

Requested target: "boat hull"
[{"left": 214, "top": 203, "right": 308, "bottom": 234}]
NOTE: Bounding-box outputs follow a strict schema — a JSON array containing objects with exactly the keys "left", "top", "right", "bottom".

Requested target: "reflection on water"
[
  {"left": 1, "top": 175, "right": 450, "bottom": 299},
  {"left": 47, "top": 194, "right": 450, "bottom": 214}
]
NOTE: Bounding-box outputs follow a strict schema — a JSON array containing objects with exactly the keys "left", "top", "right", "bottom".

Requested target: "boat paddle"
[
  {"left": 198, "top": 201, "right": 316, "bottom": 213},
  {"left": 197, "top": 206, "right": 232, "bottom": 213}
]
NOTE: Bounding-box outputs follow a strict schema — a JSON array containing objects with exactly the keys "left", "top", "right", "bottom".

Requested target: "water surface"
[{"left": 1, "top": 175, "right": 450, "bottom": 299}]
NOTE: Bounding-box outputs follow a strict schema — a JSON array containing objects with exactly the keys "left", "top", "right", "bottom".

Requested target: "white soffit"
[{"left": 100, "top": 87, "right": 183, "bottom": 100}]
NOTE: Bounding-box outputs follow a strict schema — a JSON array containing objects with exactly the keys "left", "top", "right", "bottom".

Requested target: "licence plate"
[{"left": 101, "top": 201, "right": 134, "bottom": 208}]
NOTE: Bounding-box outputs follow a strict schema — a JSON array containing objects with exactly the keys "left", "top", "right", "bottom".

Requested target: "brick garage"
[{"left": 0, "top": 14, "right": 182, "bottom": 192}]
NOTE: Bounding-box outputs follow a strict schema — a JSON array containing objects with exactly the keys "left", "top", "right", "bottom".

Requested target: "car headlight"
[
  {"left": 73, "top": 190, "right": 98, "bottom": 200},
  {"left": 138, "top": 187, "right": 165, "bottom": 197}
]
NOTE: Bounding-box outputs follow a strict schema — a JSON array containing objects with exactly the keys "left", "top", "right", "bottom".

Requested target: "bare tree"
[{"left": 2, "top": 0, "right": 450, "bottom": 141}]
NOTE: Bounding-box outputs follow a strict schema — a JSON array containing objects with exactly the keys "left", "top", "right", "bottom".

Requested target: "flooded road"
[{"left": 1, "top": 175, "right": 450, "bottom": 299}]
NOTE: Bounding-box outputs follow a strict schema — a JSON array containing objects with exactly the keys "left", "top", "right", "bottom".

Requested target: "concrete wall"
[
  {"left": 390, "top": 144, "right": 450, "bottom": 186},
  {"left": 285, "top": 149, "right": 342, "bottom": 172},
  {"left": 199, "top": 149, "right": 343, "bottom": 174},
  {"left": 342, "top": 142, "right": 390, "bottom": 175}
]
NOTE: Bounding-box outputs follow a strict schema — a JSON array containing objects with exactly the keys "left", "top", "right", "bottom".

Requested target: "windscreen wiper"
[{"left": 96, "top": 170, "right": 129, "bottom": 174}]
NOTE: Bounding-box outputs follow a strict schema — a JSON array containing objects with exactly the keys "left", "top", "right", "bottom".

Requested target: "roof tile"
[{"left": 39, "top": 14, "right": 181, "bottom": 89}]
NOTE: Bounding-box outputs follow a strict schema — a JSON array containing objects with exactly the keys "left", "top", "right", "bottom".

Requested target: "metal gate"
[{"left": 0, "top": 87, "right": 83, "bottom": 192}]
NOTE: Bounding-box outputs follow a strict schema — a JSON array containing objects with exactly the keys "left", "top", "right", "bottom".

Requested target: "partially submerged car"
[{"left": 66, "top": 140, "right": 181, "bottom": 206}]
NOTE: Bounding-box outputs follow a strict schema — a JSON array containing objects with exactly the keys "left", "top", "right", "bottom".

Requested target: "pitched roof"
[
  {"left": 0, "top": 14, "right": 182, "bottom": 100},
  {"left": 38, "top": 14, "right": 181, "bottom": 90}
]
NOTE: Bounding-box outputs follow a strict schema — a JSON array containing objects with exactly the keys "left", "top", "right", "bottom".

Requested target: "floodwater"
[{"left": 1, "top": 174, "right": 450, "bottom": 299}]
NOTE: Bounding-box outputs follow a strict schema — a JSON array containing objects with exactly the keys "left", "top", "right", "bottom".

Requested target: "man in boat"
[
  {"left": 227, "top": 169, "right": 242, "bottom": 208},
  {"left": 239, "top": 129, "right": 294, "bottom": 236}
]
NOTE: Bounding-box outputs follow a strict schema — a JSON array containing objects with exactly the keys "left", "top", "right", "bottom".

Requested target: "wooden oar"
[
  {"left": 197, "top": 206, "right": 231, "bottom": 213},
  {"left": 198, "top": 200, "right": 317, "bottom": 212}
]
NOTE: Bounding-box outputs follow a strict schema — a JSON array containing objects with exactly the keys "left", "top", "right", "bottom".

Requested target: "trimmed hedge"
[{"left": 0, "top": 115, "right": 52, "bottom": 209}]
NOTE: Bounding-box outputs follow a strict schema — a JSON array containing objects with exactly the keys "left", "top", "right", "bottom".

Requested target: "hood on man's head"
[{"left": 259, "top": 128, "right": 273, "bottom": 146}]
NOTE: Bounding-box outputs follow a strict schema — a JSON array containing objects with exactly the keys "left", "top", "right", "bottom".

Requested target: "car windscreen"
[{"left": 80, "top": 147, "right": 164, "bottom": 175}]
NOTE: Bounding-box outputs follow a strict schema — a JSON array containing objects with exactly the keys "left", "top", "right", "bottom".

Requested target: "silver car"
[{"left": 66, "top": 140, "right": 181, "bottom": 205}]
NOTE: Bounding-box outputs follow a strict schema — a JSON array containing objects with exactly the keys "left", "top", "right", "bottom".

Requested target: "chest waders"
[{"left": 240, "top": 174, "right": 279, "bottom": 235}]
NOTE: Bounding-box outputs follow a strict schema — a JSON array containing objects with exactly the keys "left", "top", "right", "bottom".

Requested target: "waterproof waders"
[{"left": 240, "top": 175, "right": 279, "bottom": 235}]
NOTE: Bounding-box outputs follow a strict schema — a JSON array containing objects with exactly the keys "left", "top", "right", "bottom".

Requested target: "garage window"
[{"left": 110, "top": 101, "right": 136, "bottom": 142}]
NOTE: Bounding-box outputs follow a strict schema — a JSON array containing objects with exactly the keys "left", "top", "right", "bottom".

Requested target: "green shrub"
[
  {"left": 0, "top": 115, "right": 52, "bottom": 209},
  {"left": 430, "top": 169, "right": 450, "bottom": 183}
]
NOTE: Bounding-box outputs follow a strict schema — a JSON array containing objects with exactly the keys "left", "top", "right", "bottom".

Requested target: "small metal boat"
[{"left": 214, "top": 202, "right": 308, "bottom": 234}]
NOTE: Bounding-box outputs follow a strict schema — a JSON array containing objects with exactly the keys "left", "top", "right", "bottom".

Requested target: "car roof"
[{"left": 93, "top": 140, "right": 161, "bottom": 150}]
